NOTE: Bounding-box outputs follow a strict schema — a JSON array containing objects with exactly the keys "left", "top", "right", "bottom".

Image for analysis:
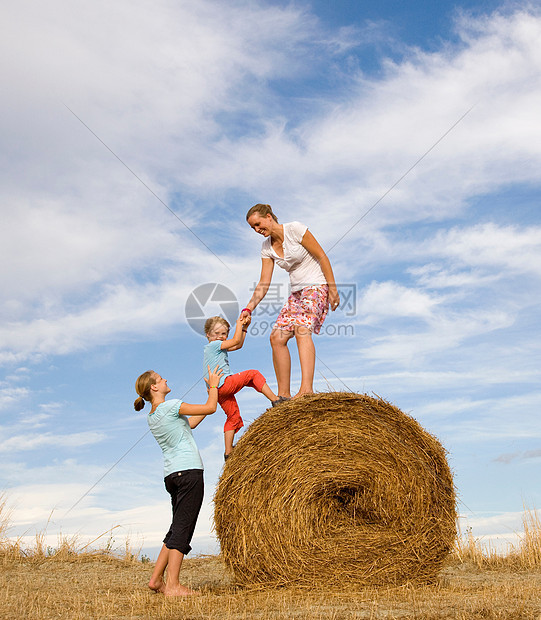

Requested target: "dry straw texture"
[{"left": 214, "top": 392, "right": 456, "bottom": 588}]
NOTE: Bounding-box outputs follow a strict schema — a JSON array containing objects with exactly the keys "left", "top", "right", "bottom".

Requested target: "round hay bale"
[{"left": 214, "top": 392, "right": 456, "bottom": 588}]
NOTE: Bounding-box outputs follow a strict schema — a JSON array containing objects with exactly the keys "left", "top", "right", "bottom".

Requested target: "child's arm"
[
  {"left": 179, "top": 365, "right": 223, "bottom": 428},
  {"left": 227, "top": 316, "right": 250, "bottom": 351},
  {"left": 219, "top": 318, "right": 248, "bottom": 352}
]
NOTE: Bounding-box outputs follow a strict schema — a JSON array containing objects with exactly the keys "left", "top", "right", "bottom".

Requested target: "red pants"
[{"left": 218, "top": 370, "right": 267, "bottom": 432}]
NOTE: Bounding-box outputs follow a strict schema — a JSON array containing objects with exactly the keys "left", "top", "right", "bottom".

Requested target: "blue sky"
[{"left": 1, "top": 0, "right": 540, "bottom": 558}]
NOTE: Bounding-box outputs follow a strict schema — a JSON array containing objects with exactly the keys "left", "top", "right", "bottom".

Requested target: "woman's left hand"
[
  {"left": 206, "top": 365, "right": 224, "bottom": 389},
  {"left": 329, "top": 288, "right": 340, "bottom": 311}
]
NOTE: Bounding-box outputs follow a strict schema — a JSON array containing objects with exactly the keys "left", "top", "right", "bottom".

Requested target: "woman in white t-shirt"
[{"left": 240, "top": 204, "right": 340, "bottom": 399}]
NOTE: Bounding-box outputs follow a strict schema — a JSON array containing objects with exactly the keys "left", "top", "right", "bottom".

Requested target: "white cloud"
[
  {"left": 38, "top": 402, "right": 65, "bottom": 414},
  {"left": 358, "top": 305, "right": 513, "bottom": 364},
  {"left": 289, "top": 10, "right": 541, "bottom": 231},
  {"left": 440, "top": 392, "right": 541, "bottom": 441},
  {"left": 495, "top": 448, "right": 541, "bottom": 464},
  {"left": 9, "top": 494, "right": 217, "bottom": 558},
  {"left": 408, "top": 264, "right": 499, "bottom": 289},
  {"left": 0, "top": 259, "right": 261, "bottom": 361},
  {"left": 457, "top": 509, "right": 530, "bottom": 552},
  {"left": 359, "top": 280, "right": 443, "bottom": 321},
  {"left": 429, "top": 223, "right": 541, "bottom": 275},
  {"left": 328, "top": 217, "right": 541, "bottom": 367},
  {"left": 18, "top": 414, "right": 52, "bottom": 429},
  {"left": 0, "top": 0, "right": 318, "bottom": 318},
  {"left": 0, "top": 431, "right": 106, "bottom": 453},
  {"left": 2, "top": 6, "right": 541, "bottom": 365},
  {"left": 0, "top": 387, "right": 29, "bottom": 409},
  {"left": 2, "top": 452, "right": 221, "bottom": 557}
]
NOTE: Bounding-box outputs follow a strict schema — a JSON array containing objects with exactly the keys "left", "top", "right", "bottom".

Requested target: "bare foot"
[
  {"left": 164, "top": 584, "right": 199, "bottom": 597},
  {"left": 148, "top": 578, "right": 166, "bottom": 594},
  {"left": 293, "top": 390, "right": 313, "bottom": 398}
]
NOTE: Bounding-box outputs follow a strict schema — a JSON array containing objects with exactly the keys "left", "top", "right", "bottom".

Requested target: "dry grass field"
[{"left": 1, "top": 497, "right": 540, "bottom": 620}]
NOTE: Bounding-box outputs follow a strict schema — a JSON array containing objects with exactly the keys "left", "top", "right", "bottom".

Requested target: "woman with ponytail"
[
  {"left": 134, "top": 365, "right": 222, "bottom": 596},
  {"left": 241, "top": 204, "right": 340, "bottom": 399}
]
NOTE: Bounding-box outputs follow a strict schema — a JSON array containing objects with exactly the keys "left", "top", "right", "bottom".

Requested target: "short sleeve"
[
  {"left": 170, "top": 399, "right": 183, "bottom": 415},
  {"left": 260, "top": 238, "right": 274, "bottom": 260},
  {"left": 289, "top": 221, "right": 308, "bottom": 243},
  {"left": 170, "top": 399, "right": 187, "bottom": 420}
]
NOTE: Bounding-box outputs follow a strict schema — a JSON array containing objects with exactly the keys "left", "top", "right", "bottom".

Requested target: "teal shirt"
[
  {"left": 147, "top": 399, "right": 203, "bottom": 477},
  {"left": 203, "top": 340, "right": 230, "bottom": 388}
]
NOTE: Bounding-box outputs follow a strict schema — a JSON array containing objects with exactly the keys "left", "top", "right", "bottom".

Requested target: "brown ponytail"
[
  {"left": 246, "top": 203, "right": 279, "bottom": 223},
  {"left": 134, "top": 370, "right": 156, "bottom": 411},
  {"left": 134, "top": 396, "right": 146, "bottom": 412}
]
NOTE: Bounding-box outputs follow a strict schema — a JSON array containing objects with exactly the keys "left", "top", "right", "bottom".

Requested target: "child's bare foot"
[
  {"left": 164, "top": 584, "right": 199, "bottom": 597},
  {"left": 293, "top": 390, "right": 313, "bottom": 398},
  {"left": 148, "top": 578, "right": 166, "bottom": 593}
]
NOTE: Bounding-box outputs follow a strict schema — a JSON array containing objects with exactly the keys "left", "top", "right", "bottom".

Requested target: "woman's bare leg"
[
  {"left": 270, "top": 328, "right": 294, "bottom": 397},
  {"left": 163, "top": 549, "right": 197, "bottom": 596},
  {"left": 149, "top": 544, "right": 168, "bottom": 593},
  {"left": 294, "top": 326, "right": 315, "bottom": 397}
]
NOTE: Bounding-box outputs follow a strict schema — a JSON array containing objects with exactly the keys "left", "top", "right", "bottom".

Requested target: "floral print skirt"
[{"left": 273, "top": 285, "right": 329, "bottom": 334}]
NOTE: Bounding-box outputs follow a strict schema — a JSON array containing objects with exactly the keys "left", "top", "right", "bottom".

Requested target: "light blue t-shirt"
[
  {"left": 147, "top": 399, "right": 203, "bottom": 477},
  {"left": 203, "top": 340, "right": 230, "bottom": 388}
]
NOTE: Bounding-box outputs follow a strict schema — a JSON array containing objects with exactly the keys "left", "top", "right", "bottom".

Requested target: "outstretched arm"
[
  {"left": 240, "top": 258, "right": 275, "bottom": 319},
  {"left": 179, "top": 366, "right": 223, "bottom": 428},
  {"left": 221, "top": 318, "right": 249, "bottom": 352},
  {"left": 301, "top": 230, "right": 340, "bottom": 311}
]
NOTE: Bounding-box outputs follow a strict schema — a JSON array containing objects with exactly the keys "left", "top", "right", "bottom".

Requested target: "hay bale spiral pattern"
[{"left": 214, "top": 392, "right": 456, "bottom": 588}]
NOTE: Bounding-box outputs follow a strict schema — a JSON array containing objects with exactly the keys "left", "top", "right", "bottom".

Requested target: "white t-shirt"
[{"left": 261, "top": 221, "right": 327, "bottom": 292}]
